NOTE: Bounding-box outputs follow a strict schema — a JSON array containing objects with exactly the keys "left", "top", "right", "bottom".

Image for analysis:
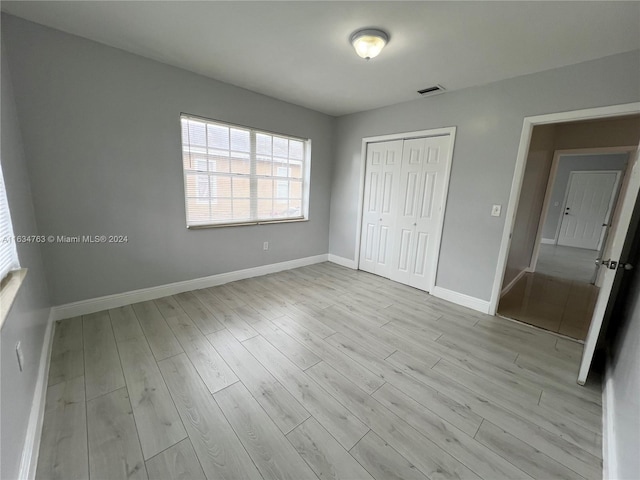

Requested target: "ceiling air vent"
[{"left": 417, "top": 85, "right": 445, "bottom": 97}]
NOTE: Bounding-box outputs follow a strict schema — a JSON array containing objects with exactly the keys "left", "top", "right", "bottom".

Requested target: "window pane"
[
  {"left": 210, "top": 155, "right": 230, "bottom": 173},
  {"left": 289, "top": 161, "right": 303, "bottom": 179},
  {"left": 207, "top": 124, "right": 229, "bottom": 150},
  {"left": 290, "top": 180, "right": 302, "bottom": 199},
  {"left": 233, "top": 177, "right": 250, "bottom": 198},
  {"left": 257, "top": 199, "right": 273, "bottom": 218},
  {"left": 216, "top": 176, "right": 232, "bottom": 197},
  {"left": 230, "top": 128, "right": 250, "bottom": 152},
  {"left": 258, "top": 179, "right": 273, "bottom": 198},
  {"left": 289, "top": 140, "right": 304, "bottom": 160},
  {"left": 211, "top": 199, "right": 233, "bottom": 220},
  {"left": 186, "top": 198, "right": 210, "bottom": 222},
  {"left": 256, "top": 159, "right": 272, "bottom": 177},
  {"left": 256, "top": 133, "right": 272, "bottom": 156},
  {"left": 230, "top": 155, "right": 250, "bottom": 174},
  {"left": 288, "top": 199, "right": 302, "bottom": 217},
  {"left": 273, "top": 200, "right": 288, "bottom": 218},
  {"left": 276, "top": 180, "right": 288, "bottom": 199},
  {"left": 185, "top": 173, "right": 209, "bottom": 198},
  {"left": 187, "top": 120, "right": 207, "bottom": 146},
  {"left": 233, "top": 199, "right": 251, "bottom": 219},
  {"left": 273, "top": 136, "right": 288, "bottom": 158}
]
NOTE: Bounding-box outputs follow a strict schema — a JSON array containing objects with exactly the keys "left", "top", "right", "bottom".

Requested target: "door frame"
[
  {"left": 556, "top": 170, "right": 622, "bottom": 249},
  {"left": 529, "top": 147, "right": 635, "bottom": 273},
  {"left": 489, "top": 102, "right": 640, "bottom": 316},
  {"left": 354, "top": 126, "right": 457, "bottom": 292}
]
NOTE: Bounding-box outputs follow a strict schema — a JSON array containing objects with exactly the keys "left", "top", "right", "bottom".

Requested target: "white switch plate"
[
  {"left": 263, "top": 241, "right": 269, "bottom": 251},
  {"left": 491, "top": 204, "right": 502, "bottom": 217}
]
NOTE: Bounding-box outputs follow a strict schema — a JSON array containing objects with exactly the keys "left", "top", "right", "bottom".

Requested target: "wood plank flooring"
[{"left": 36, "top": 262, "right": 603, "bottom": 480}]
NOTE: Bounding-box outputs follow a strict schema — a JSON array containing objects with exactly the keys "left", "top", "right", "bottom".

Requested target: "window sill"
[
  {"left": 187, "top": 217, "right": 308, "bottom": 229},
  {"left": 0, "top": 268, "right": 27, "bottom": 330}
]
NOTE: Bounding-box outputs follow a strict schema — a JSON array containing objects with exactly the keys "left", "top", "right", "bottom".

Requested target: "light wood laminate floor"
[{"left": 37, "top": 262, "right": 603, "bottom": 480}]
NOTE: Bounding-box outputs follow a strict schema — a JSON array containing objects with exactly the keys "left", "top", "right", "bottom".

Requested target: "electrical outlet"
[
  {"left": 491, "top": 204, "right": 502, "bottom": 217},
  {"left": 16, "top": 342, "right": 24, "bottom": 372},
  {"left": 263, "top": 241, "right": 269, "bottom": 251}
]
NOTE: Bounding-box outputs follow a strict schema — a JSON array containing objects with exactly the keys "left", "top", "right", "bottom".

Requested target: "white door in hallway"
[
  {"left": 358, "top": 140, "right": 403, "bottom": 277},
  {"left": 390, "top": 136, "right": 451, "bottom": 291},
  {"left": 557, "top": 171, "right": 620, "bottom": 250}
]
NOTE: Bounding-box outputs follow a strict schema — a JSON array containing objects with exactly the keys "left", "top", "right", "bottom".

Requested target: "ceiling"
[{"left": 2, "top": 1, "right": 639, "bottom": 116}]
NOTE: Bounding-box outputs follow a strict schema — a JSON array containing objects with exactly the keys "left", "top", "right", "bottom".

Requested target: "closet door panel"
[
  {"left": 410, "top": 137, "right": 451, "bottom": 290},
  {"left": 359, "top": 140, "right": 403, "bottom": 276}
]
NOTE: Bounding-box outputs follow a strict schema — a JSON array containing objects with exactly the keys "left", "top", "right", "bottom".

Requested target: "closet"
[{"left": 359, "top": 134, "right": 453, "bottom": 291}]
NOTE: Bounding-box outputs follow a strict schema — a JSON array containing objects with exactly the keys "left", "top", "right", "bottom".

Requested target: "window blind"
[
  {"left": 0, "top": 162, "right": 20, "bottom": 281},
  {"left": 181, "top": 114, "right": 310, "bottom": 227}
]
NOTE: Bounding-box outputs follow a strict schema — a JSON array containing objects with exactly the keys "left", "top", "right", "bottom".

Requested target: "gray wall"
[
  {"left": 503, "top": 125, "right": 556, "bottom": 287},
  {"left": 330, "top": 50, "right": 640, "bottom": 301},
  {"left": 2, "top": 15, "right": 334, "bottom": 306},
  {"left": 1, "top": 42, "right": 51, "bottom": 480},
  {"left": 542, "top": 153, "right": 629, "bottom": 241}
]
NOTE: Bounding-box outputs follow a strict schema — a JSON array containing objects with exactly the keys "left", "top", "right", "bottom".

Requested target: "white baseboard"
[
  {"left": 431, "top": 286, "right": 491, "bottom": 314},
  {"left": 500, "top": 269, "right": 528, "bottom": 297},
  {"left": 51, "top": 254, "right": 328, "bottom": 321},
  {"left": 603, "top": 362, "right": 617, "bottom": 480},
  {"left": 541, "top": 238, "right": 556, "bottom": 245},
  {"left": 327, "top": 254, "right": 357, "bottom": 269},
  {"left": 18, "top": 308, "right": 55, "bottom": 480}
]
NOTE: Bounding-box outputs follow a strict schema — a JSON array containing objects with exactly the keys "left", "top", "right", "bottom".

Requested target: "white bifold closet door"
[
  {"left": 359, "top": 140, "right": 403, "bottom": 277},
  {"left": 359, "top": 135, "right": 451, "bottom": 292}
]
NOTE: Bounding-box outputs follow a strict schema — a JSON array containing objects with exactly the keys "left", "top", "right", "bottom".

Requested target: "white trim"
[
  {"left": 540, "top": 238, "right": 556, "bottom": 245},
  {"left": 500, "top": 268, "right": 529, "bottom": 297},
  {"left": 327, "top": 254, "right": 357, "bottom": 269},
  {"left": 18, "top": 308, "right": 55, "bottom": 480},
  {"left": 51, "top": 254, "right": 328, "bottom": 320},
  {"left": 431, "top": 286, "right": 491, "bottom": 314},
  {"left": 489, "top": 102, "right": 640, "bottom": 316},
  {"left": 603, "top": 362, "right": 617, "bottom": 480}
]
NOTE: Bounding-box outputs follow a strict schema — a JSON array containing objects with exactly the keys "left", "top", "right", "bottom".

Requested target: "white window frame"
[
  {"left": 181, "top": 113, "right": 311, "bottom": 228},
  {"left": 0, "top": 161, "right": 20, "bottom": 282}
]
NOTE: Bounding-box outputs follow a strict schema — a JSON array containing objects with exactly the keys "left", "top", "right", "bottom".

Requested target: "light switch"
[{"left": 491, "top": 204, "right": 502, "bottom": 217}]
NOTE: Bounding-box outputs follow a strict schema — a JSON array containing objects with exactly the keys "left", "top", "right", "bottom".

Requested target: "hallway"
[
  {"left": 498, "top": 272, "right": 598, "bottom": 340},
  {"left": 498, "top": 244, "right": 600, "bottom": 340}
]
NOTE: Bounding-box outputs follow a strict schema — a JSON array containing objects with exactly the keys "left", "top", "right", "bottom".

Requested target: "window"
[
  {"left": 181, "top": 114, "right": 310, "bottom": 227},
  {"left": 0, "top": 161, "right": 19, "bottom": 281}
]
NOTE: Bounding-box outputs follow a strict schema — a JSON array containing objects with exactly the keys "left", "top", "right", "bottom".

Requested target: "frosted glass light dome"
[{"left": 350, "top": 29, "right": 389, "bottom": 60}]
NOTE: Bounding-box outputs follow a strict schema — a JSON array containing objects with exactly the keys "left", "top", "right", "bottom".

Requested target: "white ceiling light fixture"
[{"left": 350, "top": 28, "right": 389, "bottom": 60}]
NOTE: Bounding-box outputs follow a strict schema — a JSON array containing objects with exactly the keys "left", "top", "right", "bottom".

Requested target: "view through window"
[{"left": 181, "top": 115, "right": 310, "bottom": 227}]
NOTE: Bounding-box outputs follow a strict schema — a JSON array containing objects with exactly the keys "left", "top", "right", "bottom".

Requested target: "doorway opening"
[
  {"left": 499, "top": 152, "right": 631, "bottom": 341},
  {"left": 491, "top": 104, "right": 640, "bottom": 384}
]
